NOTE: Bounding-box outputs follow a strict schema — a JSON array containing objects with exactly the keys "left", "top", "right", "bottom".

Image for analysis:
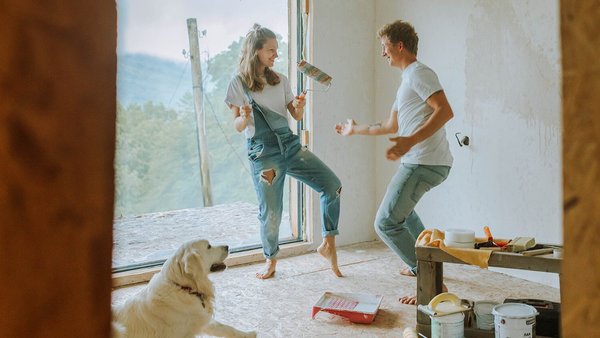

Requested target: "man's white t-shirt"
[
  {"left": 225, "top": 72, "right": 294, "bottom": 138},
  {"left": 393, "top": 61, "right": 453, "bottom": 167}
]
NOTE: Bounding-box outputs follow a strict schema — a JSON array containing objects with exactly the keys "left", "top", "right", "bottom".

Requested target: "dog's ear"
[{"left": 182, "top": 248, "right": 203, "bottom": 276}]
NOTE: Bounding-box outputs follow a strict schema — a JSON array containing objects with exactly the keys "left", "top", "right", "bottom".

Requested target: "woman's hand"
[
  {"left": 292, "top": 93, "right": 306, "bottom": 112},
  {"left": 335, "top": 119, "right": 356, "bottom": 136},
  {"left": 240, "top": 102, "right": 252, "bottom": 120}
]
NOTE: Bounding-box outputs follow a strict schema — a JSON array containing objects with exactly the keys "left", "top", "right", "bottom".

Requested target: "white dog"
[{"left": 112, "top": 239, "right": 257, "bottom": 338}]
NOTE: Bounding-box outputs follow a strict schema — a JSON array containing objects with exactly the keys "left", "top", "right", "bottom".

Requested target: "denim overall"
[{"left": 241, "top": 80, "right": 341, "bottom": 259}]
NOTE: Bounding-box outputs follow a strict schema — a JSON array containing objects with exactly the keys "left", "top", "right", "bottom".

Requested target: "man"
[{"left": 335, "top": 20, "right": 453, "bottom": 304}]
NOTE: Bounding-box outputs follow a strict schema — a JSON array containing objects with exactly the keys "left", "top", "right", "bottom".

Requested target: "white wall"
[
  {"left": 308, "top": 0, "right": 562, "bottom": 287},
  {"left": 307, "top": 0, "right": 378, "bottom": 245}
]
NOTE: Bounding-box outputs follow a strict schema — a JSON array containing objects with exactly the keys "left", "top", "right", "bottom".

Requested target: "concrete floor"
[{"left": 112, "top": 241, "right": 560, "bottom": 338}]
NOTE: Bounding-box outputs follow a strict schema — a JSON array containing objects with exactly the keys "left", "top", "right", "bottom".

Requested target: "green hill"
[{"left": 117, "top": 53, "right": 193, "bottom": 107}]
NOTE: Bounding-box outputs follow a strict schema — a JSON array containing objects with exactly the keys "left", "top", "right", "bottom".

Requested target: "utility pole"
[{"left": 186, "top": 18, "right": 213, "bottom": 207}]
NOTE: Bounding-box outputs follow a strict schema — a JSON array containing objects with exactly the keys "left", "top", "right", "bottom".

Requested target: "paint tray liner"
[{"left": 311, "top": 292, "right": 383, "bottom": 324}]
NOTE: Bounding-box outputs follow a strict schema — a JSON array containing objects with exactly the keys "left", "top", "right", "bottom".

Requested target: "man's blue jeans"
[
  {"left": 247, "top": 130, "right": 341, "bottom": 259},
  {"left": 374, "top": 163, "right": 450, "bottom": 275}
]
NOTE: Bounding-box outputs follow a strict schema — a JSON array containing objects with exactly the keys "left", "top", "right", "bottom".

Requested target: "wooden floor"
[{"left": 112, "top": 241, "right": 560, "bottom": 338}]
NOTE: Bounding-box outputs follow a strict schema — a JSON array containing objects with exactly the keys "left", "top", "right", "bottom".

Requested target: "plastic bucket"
[
  {"left": 492, "top": 303, "right": 538, "bottom": 338},
  {"left": 430, "top": 312, "right": 464, "bottom": 338},
  {"left": 474, "top": 300, "right": 498, "bottom": 330}
]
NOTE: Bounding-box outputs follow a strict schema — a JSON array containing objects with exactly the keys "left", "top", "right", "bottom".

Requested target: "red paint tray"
[{"left": 311, "top": 292, "right": 384, "bottom": 324}]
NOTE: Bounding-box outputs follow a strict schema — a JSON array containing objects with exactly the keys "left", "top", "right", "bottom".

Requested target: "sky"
[{"left": 117, "top": 0, "right": 289, "bottom": 62}]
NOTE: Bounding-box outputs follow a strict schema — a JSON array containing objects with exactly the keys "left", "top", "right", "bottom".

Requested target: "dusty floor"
[{"left": 112, "top": 241, "right": 560, "bottom": 338}]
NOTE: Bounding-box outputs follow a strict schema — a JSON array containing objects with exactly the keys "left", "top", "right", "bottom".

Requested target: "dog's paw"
[{"left": 241, "top": 331, "right": 257, "bottom": 338}]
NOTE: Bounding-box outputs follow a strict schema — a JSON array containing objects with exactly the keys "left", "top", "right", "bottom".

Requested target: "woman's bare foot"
[
  {"left": 317, "top": 236, "right": 342, "bottom": 277},
  {"left": 399, "top": 284, "right": 448, "bottom": 305},
  {"left": 400, "top": 267, "right": 416, "bottom": 277},
  {"left": 255, "top": 259, "right": 277, "bottom": 279}
]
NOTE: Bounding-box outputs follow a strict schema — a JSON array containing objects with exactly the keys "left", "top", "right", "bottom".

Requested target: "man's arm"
[
  {"left": 407, "top": 90, "right": 454, "bottom": 144},
  {"left": 386, "top": 90, "right": 454, "bottom": 160},
  {"left": 335, "top": 109, "right": 398, "bottom": 136}
]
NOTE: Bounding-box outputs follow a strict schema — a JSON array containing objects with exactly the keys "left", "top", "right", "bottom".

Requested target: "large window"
[{"left": 113, "top": 0, "right": 299, "bottom": 272}]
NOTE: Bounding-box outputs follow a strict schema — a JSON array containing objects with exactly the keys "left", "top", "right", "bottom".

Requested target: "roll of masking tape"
[{"left": 445, "top": 229, "right": 475, "bottom": 243}]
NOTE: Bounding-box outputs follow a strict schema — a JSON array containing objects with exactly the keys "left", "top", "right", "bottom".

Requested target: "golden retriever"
[{"left": 112, "top": 239, "right": 257, "bottom": 338}]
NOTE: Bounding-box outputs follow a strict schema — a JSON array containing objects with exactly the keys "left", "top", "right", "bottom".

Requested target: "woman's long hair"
[{"left": 239, "top": 23, "right": 280, "bottom": 92}]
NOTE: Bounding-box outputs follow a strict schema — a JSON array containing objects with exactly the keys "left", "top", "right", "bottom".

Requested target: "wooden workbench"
[{"left": 415, "top": 245, "right": 561, "bottom": 338}]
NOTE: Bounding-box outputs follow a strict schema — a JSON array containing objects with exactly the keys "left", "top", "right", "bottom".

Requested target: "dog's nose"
[{"left": 224, "top": 245, "right": 229, "bottom": 252}]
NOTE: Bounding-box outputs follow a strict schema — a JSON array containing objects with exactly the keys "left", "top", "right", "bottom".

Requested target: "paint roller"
[
  {"left": 297, "top": 0, "right": 332, "bottom": 95},
  {"left": 294, "top": 0, "right": 333, "bottom": 146},
  {"left": 298, "top": 60, "right": 332, "bottom": 92}
]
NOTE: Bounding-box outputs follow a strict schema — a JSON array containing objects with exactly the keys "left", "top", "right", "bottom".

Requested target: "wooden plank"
[
  {"left": 416, "top": 260, "right": 443, "bottom": 326},
  {"left": 417, "top": 323, "right": 554, "bottom": 338},
  {"left": 416, "top": 246, "right": 561, "bottom": 273}
]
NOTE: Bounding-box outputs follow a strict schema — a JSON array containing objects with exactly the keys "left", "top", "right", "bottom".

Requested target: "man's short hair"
[{"left": 377, "top": 20, "right": 419, "bottom": 55}]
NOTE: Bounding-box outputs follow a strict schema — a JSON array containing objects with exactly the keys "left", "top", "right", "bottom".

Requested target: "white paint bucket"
[
  {"left": 430, "top": 312, "right": 464, "bottom": 338},
  {"left": 492, "top": 303, "right": 538, "bottom": 338},
  {"left": 474, "top": 300, "right": 498, "bottom": 330}
]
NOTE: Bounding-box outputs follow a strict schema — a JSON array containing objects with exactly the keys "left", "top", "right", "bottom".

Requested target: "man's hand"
[
  {"left": 335, "top": 119, "right": 356, "bottom": 136},
  {"left": 386, "top": 136, "right": 414, "bottom": 161}
]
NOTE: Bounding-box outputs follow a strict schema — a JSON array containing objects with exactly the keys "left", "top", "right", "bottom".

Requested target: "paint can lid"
[{"left": 492, "top": 303, "right": 539, "bottom": 318}]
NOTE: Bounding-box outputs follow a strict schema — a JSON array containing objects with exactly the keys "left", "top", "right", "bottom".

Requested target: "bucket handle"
[{"left": 428, "top": 293, "right": 462, "bottom": 312}]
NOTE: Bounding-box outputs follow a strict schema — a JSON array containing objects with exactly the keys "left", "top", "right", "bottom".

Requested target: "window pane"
[{"left": 114, "top": 0, "right": 293, "bottom": 271}]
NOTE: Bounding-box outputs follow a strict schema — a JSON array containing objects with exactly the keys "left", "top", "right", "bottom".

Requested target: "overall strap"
[
  {"left": 238, "top": 75, "right": 276, "bottom": 132},
  {"left": 238, "top": 75, "right": 285, "bottom": 154}
]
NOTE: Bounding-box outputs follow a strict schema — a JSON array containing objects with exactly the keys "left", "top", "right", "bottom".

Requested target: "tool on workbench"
[
  {"left": 521, "top": 247, "right": 554, "bottom": 256},
  {"left": 506, "top": 236, "right": 536, "bottom": 252},
  {"left": 475, "top": 226, "right": 509, "bottom": 249}
]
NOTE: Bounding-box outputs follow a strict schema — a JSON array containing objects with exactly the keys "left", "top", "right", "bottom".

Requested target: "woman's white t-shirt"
[{"left": 225, "top": 72, "right": 294, "bottom": 138}]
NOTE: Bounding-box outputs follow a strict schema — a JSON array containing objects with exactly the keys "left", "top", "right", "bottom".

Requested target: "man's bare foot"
[
  {"left": 256, "top": 259, "right": 276, "bottom": 279},
  {"left": 399, "top": 284, "right": 449, "bottom": 305},
  {"left": 399, "top": 295, "right": 417, "bottom": 305},
  {"left": 317, "top": 237, "right": 342, "bottom": 277},
  {"left": 400, "top": 267, "right": 416, "bottom": 277}
]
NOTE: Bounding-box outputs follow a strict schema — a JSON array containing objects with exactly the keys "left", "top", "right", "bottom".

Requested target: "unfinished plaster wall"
[
  {"left": 0, "top": 1, "right": 116, "bottom": 336},
  {"left": 308, "top": 0, "right": 378, "bottom": 246},
  {"left": 374, "top": 0, "right": 562, "bottom": 286}
]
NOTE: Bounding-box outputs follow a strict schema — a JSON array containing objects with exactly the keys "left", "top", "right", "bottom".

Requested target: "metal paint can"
[
  {"left": 474, "top": 300, "right": 498, "bottom": 330},
  {"left": 492, "top": 303, "right": 538, "bottom": 337},
  {"left": 430, "top": 312, "right": 464, "bottom": 338}
]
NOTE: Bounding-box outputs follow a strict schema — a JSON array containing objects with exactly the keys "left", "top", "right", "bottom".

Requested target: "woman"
[{"left": 225, "top": 24, "right": 342, "bottom": 279}]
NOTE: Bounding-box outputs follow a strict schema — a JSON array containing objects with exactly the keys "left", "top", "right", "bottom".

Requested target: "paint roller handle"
[
  {"left": 292, "top": 92, "right": 306, "bottom": 116},
  {"left": 240, "top": 99, "right": 252, "bottom": 120},
  {"left": 483, "top": 226, "right": 493, "bottom": 241}
]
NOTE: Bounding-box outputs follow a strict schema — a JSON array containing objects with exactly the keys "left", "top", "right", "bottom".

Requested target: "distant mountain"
[{"left": 117, "top": 53, "right": 193, "bottom": 107}]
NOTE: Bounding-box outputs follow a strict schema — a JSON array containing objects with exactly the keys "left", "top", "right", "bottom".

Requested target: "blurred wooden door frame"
[
  {"left": 0, "top": 1, "right": 116, "bottom": 337},
  {"left": 560, "top": 1, "right": 600, "bottom": 336}
]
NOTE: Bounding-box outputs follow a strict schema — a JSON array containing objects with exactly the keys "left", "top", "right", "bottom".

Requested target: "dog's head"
[{"left": 165, "top": 239, "right": 229, "bottom": 291}]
